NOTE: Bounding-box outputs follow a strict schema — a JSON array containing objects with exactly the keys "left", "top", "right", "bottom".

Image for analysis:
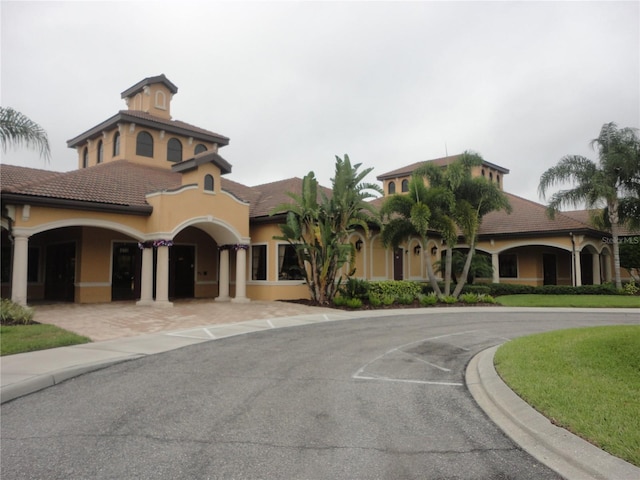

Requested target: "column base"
[
  {"left": 231, "top": 297, "right": 251, "bottom": 304},
  {"left": 136, "top": 299, "right": 155, "bottom": 306},
  {"left": 215, "top": 296, "right": 231, "bottom": 303},
  {"left": 152, "top": 300, "right": 174, "bottom": 308}
]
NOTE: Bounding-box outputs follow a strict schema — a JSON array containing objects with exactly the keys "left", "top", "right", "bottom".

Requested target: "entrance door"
[
  {"left": 112, "top": 243, "right": 141, "bottom": 300},
  {"left": 543, "top": 254, "right": 557, "bottom": 285},
  {"left": 394, "top": 248, "right": 404, "bottom": 281},
  {"left": 45, "top": 243, "right": 76, "bottom": 302},
  {"left": 171, "top": 245, "right": 195, "bottom": 298}
]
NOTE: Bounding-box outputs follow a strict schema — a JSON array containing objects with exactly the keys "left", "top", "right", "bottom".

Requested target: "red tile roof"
[{"left": 377, "top": 154, "right": 509, "bottom": 180}]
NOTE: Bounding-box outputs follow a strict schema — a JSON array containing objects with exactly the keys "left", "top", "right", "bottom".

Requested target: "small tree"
[
  {"left": 620, "top": 237, "right": 640, "bottom": 282},
  {"left": 271, "top": 155, "right": 381, "bottom": 305}
]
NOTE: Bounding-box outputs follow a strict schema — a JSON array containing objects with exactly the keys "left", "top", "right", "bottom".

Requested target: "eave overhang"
[{"left": 1, "top": 193, "right": 153, "bottom": 216}]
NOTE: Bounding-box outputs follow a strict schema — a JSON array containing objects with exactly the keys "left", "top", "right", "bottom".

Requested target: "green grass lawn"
[
  {"left": 0, "top": 324, "right": 91, "bottom": 356},
  {"left": 495, "top": 325, "right": 640, "bottom": 467},
  {"left": 496, "top": 294, "right": 640, "bottom": 308}
]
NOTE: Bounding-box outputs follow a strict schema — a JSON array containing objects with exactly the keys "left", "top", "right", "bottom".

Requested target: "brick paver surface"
[{"left": 31, "top": 299, "right": 337, "bottom": 342}]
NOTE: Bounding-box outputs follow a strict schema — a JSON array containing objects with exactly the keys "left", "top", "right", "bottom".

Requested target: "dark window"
[
  {"left": 194, "top": 144, "right": 208, "bottom": 155},
  {"left": 204, "top": 174, "right": 214, "bottom": 191},
  {"left": 1, "top": 245, "right": 10, "bottom": 283},
  {"left": 97, "top": 140, "right": 103, "bottom": 164},
  {"left": 167, "top": 138, "right": 182, "bottom": 163},
  {"left": 278, "top": 244, "right": 303, "bottom": 280},
  {"left": 496, "top": 174, "right": 500, "bottom": 186},
  {"left": 481, "top": 169, "right": 485, "bottom": 177},
  {"left": 136, "top": 131, "right": 154, "bottom": 157},
  {"left": 499, "top": 254, "right": 518, "bottom": 278},
  {"left": 251, "top": 245, "right": 267, "bottom": 281},
  {"left": 401, "top": 179, "right": 409, "bottom": 192},
  {"left": 388, "top": 181, "right": 396, "bottom": 194},
  {"left": 82, "top": 147, "right": 88, "bottom": 168},
  {"left": 113, "top": 132, "right": 120, "bottom": 157},
  {"left": 489, "top": 172, "right": 493, "bottom": 181}
]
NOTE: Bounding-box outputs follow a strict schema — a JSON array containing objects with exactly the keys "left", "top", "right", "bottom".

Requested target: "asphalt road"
[{"left": 2, "top": 310, "right": 638, "bottom": 479}]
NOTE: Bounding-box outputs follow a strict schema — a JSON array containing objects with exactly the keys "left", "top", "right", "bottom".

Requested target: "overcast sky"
[{"left": 1, "top": 1, "right": 638, "bottom": 205}]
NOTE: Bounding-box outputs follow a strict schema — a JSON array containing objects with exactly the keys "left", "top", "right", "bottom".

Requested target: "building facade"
[{"left": 1, "top": 76, "right": 632, "bottom": 306}]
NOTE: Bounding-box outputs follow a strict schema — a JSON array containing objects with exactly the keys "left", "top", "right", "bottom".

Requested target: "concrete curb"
[{"left": 466, "top": 346, "right": 640, "bottom": 480}]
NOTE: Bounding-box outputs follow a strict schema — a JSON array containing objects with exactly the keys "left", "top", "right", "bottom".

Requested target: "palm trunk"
[
  {"left": 453, "top": 239, "right": 476, "bottom": 298},
  {"left": 444, "top": 246, "right": 452, "bottom": 296},
  {"left": 608, "top": 199, "right": 622, "bottom": 290},
  {"left": 424, "top": 236, "right": 442, "bottom": 298}
]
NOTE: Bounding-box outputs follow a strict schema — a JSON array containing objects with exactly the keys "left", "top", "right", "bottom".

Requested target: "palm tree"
[
  {"left": 414, "top": 152, "right": 511, "bottom": 297},
  {"left": 538, "top": 122, "right": 640, "bottom": 290},
  {"left": 380, "top": 174, "right": 456, "bottom": 298},
  {"left": 271, "top": 155, "right": 381, "bottom": 305},
  {"left": 0, "top": 107, "right": 51, "bottom": 162}
]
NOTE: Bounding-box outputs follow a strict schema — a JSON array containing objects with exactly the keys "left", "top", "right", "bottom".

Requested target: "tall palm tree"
[
  {"left": 0, "top": 107, "right": 51, "bottom": 162},
  {"left": 415, "top": 151, "right": 511, "bottom": 297},
  {"left": 538, "top": 122, "right": 640, "bottom": 290},
  {"left": 271, "top": 155, "right": 381, "bottom": 305},
  {"left": 380, "top": 174, "right": 456, "bottom": 298}
]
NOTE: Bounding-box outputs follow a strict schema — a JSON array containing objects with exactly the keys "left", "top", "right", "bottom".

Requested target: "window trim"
[
  {"left": 277, "top": 243, "right": 304, "bottom": 281},
  {"left": 250, "top": 244, "right": 268, "bottom": 281},
  {"left": 113, "top": 131, "right": 120, "bottom": 157},
  {"left": 388, "top": 181, "right": 396, "bottom": 194},
  {"left": 204, "top": 174, "right": 214, "bottom": 192},
  {"left": 499, "top": 253, "right": 518, "bottom": 278},
  {"left": 167, "top": 137, "right": 182, "bottom": 163}
]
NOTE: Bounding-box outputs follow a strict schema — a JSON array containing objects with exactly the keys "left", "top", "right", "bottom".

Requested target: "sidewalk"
[{"left": 2, "top": 303, "right": 639, "bottom": 480}]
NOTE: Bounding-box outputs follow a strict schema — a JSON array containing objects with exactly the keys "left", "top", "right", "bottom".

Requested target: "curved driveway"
[{"left": 2, "top": 310, "right": 638, "bottom": 479}]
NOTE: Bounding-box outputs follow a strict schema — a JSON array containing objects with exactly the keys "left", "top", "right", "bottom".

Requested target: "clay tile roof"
[
  {"left": 120, "top": 74, "right": 178, "bottom": 98},
  {"left": 377, "top": 154, "right": 510, "bottom": 180},
  {"left": 1, "top": 161, "right": 180, "bottom": 208},
  {"left": 66, "top": 110, "right": 229, "bottom": 148},
  {"left": 0, "top": 164, "right": 63, "bottom": 190},
  {"left": 478, "top": 193, "right": 598, "bottom": 237}
]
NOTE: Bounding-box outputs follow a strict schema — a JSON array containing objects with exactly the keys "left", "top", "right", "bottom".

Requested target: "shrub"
[
  {"left": 486, "top": 283, "right": 536, "bottom": 296},
  {"left": 477, "top": 294, "right": 497, "bottom": 304},
  {"left": 333, "top": 296, "right": 348, "bottom": 307},
  {"left": 398, "top": 294, "right": 415, "bottom": 305},
  {"left": 439, "top": 295, "right": 458, "bottom": 304},
  {"left": 381, "top": 295, "right": 395, "bottom": 306},
  {"left": 460, "top": 293, "right": 480, "bottom": 304},
  {"left": 345, "top": 298, "right": 363, "bottom": 309},
  {"left": 462, "top": 284, "right": 491, "bottom": 295},
  {"left": 368, "top": 293, "right": 382, "bottom": 307},
  {"left": 623, "top": 281, "right": 639, "bottom": 296},
  {"left": 419, "top": 293, "right": 438, "bottom": 306},
  {"left": 369, "top": 281, "right": 422, "bottom": 300},
  {"left": 339, "top": 278, "right": 370, "bottom": 300},
  {"left": 0, "top": 298, "right": 35, "bottom": 325}
]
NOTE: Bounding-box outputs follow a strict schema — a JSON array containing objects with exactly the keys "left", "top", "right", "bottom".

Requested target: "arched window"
[
  {"left": 388, "top": 181, "right": 396, "bottom": 194},
  {"left": 167, "top": 138, "right": 182, "bottom": 163},
  {"left": 194, "top": 144, "right": 208, "bottom": 155},
  {"left": 113, "top": 132, "right": 120, "bottom": 157},
  {"left": 82, "top": 147, "right": 88, "bottom": 168},
  {"left": 136, "top": 131, "right": 154, "bottom": 157},
  {"left": 489, "top": 172, "right": 493, "bottom": 181},
  {"left": 97, "top": 140, "right": 104, "bottom": 164},
  {"left": 204, "top": 174, "right": 214, "bottom": 192},
  {"left": 155, "top": 91, "right": 166, "bottom": 110},
  {"left": 496, "top": 174, "right": 500, "bottom": 186},
  {"left": 481, "top": 169, "right": 485, "bottom": 177},
  {"left": 401, "top": 179, "right": 409, "bottom": 192}
]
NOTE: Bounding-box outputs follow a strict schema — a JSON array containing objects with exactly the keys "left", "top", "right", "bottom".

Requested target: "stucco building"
[{"left": 1, "top": 75, "right": 631, "bottom": 306}]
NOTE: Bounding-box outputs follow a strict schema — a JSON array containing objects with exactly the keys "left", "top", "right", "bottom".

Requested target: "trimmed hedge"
[{"left": 369, "top": 280, "right": 422, "bottom": 300}]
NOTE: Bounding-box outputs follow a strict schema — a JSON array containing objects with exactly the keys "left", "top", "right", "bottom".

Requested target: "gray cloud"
[{"left": 2, "top": 1, "right": 638, "bottom": 205}]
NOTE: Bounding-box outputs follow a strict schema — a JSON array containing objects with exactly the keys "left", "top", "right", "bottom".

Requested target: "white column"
[
  {"left": 11, "top": 234, "right": 29, "bottom": 306},
  {"left": 232, "top": 246, "right": 250, "bottom": 303},
  {"left": 491, "top": 253, "right": 500, "bottom": 283},
  {"left": 154, "top": 245, "right": 173, "bottom": 307},
  {"left": 136, "top": 246, "right": 154, "bottom": 305},
  {"left": 592, "top": 253, "right": 601, "bottom": 285},
  {"left": 216, "top": 248, "right": 230, "bottom": 302}
]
